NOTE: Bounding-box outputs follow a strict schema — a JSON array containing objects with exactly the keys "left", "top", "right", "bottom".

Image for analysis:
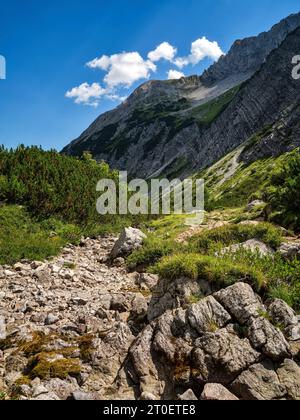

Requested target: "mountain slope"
[{"left": 62, "top": 13, "right": 300, "bottom": 179}]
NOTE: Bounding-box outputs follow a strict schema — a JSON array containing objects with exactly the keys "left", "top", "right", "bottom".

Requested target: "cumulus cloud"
[
  {"left": 167, "top": 69, "right": 185, "bottom": 80},
  {"left": 65, "top": 82, "right": 106, "bottom": 106},
  {"left": 148, "top": 42, "right": 177, "bottom": 62},
  {"left": 174, "top": 36, "right": 224, "bottom": 68},
  {"left": 87, "top": 52, "right": 156, "bottom": 88},
  {"left": 66, "top": 36, "right": 223, "bottom": 106}
]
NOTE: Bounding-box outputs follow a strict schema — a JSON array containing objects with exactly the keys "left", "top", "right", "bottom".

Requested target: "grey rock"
[
  {"left": 140, "top": 392, "right": 159, "bottom": 401},
  {"left": 192, "top": 328, "right": 261, "bottom": 384},
  {"left": 148, "top": 276, "right": 205, "bottom": 322},
  {"left": 33, "top": 391, "right": 60, "bottom": 401},
  {"left": 70, "top": 297, "right": 88, "bottom": 306},
  {"left": 70, "top": 390, "right": 95, "bottom": 400},
  {"left": 137, "top": 273, "right": 159, "bottom": 291},
  {"left": 110, "top": 294, "right": 132, "bottom": 313},
  {"left": 187, "top": 296, "right": 231, "bottom": 334},
  {"left": 231, "top": 361, "right": 286, "bottom": 400},
  {"left": 268, "top": 299, "right": 298, "bottom": 328},
  {"left": 201, "top": 383, "right": 239, "bottom": 401},
  {"left": 278, "top": 242, "right": 300, "bottom": 260},
  {"left": 246, "top": 200, "right": 266, "bottom": 212},
  {"left": 112, "top": 257, "right": 125, "bottom": 267},
  {"left": 277, "top": 359, "right": 300, "bottom": 400},
  {"left": 214, "top": 282, "right": 264, "bottom": 324},
  {"left": 178, "top": 389, "right": 198, "bottom": 401},
  {"left": 219, "top": 239, "right": 274, "bottom": 257},
  {"left": 110, "top": 228, "right": 146, "bottom": 259},
  {"left": 247, "top": 317, "right": 291, "bottom": 360},
  {"left": 268, "top": 299, "right": 300, "bottom": 341},
  {"left": 32, "top": 384, "right": 49, "bottom": 398},
  {"left": 44, "top": 313, "right": 59, "bottom": 326}
]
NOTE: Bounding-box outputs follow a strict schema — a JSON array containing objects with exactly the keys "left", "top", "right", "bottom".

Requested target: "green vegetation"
[
  {"left": 191, "top": 85, "right": 241, "bottom": 126},
  {"left": 0, "top": 146, "right": 138, "bottom": 264},
  {"left": 154, "top": 253, "right": 266, "bottom": 290},
  {"left": 127, "top": 214, "right": 188, "bottom": 269},
  {"left": 200, "top": 147, "right": 300, "bottom": 218},
  {"left": 0, "top": 146, "right": 118, "bottom": 223},
  {"left": 0, "top": 205, "right": 77, "bottom": 265},
  {"left": 127, "top": 210, "right": 299, "bottom": 311},
  {"left": 26, "top": 353, "right": 81, "bottom": 380},
  {"left": 266, "top": 150, "right": 300, "bottom": 230},
  {"left": 154, "top": 250, "right": 300, "bottom": 310},
  {"left": 189, "top": 222, "right": 282, "bottom": 253},
  {"left": 127, "top": 236, "right": 180, "bottom": 269}
]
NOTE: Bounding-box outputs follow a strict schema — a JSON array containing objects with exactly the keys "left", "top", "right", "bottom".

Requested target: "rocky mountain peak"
[
  {"left": 62, "top": 13, "right": 300, "bottom": 180},
  {"left": 201, "top": 12, "right": 300, "bottom": 85}
]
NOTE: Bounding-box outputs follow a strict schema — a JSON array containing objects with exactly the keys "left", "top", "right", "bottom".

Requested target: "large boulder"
[
  {"left": 219, "top": 239, "right": 274, "bottom": 257},
  {"left": 268, "top": 299, "right": 300, "bottom": 341},
  {"left": 214, "top": 283, "right": 265, "bottom": 325},
  {"left": 247, "top": 317, "right": 291, "bottom": 361},
  {"left": 201, "top": 383, "right": 239, "bottom": 401},
  {"left": 110, "top": 228, "right": 147, "bottom": 260},
  {"left": 192, "top": 328, "right": 261, "bottom": 385},
  {"left": 231, "top": 361, "right": 286, "bottom": 400},
  {"left": 187, "top": 296, "right": 231, "bottom": 335},
  {"left": 277, "top": 359, "right": 300, "bottom": 400}
]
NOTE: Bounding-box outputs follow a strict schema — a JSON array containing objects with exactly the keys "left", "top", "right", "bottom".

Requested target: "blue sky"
[{"left": 0, "top": 0, "right": 299, "bottom": 151}]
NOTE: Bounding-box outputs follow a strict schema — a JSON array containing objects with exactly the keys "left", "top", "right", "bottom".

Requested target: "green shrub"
[{"left": 0, "top": 145, "right": 119, "bottom": 225}]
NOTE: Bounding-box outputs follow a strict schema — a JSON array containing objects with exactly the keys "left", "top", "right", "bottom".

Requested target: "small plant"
[
  {"left": 207, "top": 320, "right": 219, "bottom": 333},
  {"left": 63, "top": 262, "right": 76, "bottom": 270},
  {"left": 187, "top": 293, "right": 203, "bottom": 304},
  {"left": 257, "top": 309, "right": 272, "bottom": 321},
  {"left": 0, "top": 391, "right": 6, "bottom": 400}
]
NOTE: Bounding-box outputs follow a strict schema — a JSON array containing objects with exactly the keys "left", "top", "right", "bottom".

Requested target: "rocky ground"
[{"left": 0, "top": 227, "right": 300, "bottom": 401}]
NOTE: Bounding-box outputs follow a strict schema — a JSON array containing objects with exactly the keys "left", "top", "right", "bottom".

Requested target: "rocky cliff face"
[{"left": 62, "top": 13, "right": 300, "bottom": 179}]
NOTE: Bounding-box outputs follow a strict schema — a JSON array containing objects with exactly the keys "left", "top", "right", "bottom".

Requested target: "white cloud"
[
  {"left": 174, "top": 37, "right": 224, "bottom": 68},
  {"left": 67, "top": 36, "right": 224, "bottom": 106},
  {"left": 86, "top": 52, "right": 156, "bottom": 88},
  {"left": 173, "top": 57, "right": 189, "bottom": 69},
  {"left": 167, "top": 69, "right": 185, "bottom": 80},
  {"left": 65, "top": 82, "right": 106, "bottom": 106},
  {"left": 87, "top": 55, "right": 110, "bottom": 70},
  {"left": 148, "top": 42, "right": 177, "bottom": 62},
  {"left": 189, "top": 37, "right": 224, "bottom": 64}
]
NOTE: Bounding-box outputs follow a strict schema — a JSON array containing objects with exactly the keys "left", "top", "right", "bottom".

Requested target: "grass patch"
[
  {"left": 26, "top": 353, "right": 81, "bottom": 380},
  {"left": 154, "top": 253, "right": 266, "bottom": 290},
  {"left": 0, "top": 205, "right": 74, "bottom": 265},
  {"left": 127, "top": 236, "right": 181, "bottom": 269},
  {"left": 126, "top": 214, "right": 188, "bottom": 269},
  {"left": 189, "top": 222, "right": 282, "bottom": 254},
  {"left": 154, "top": 249, "right": 300, "bottom": 311},
  {"left": 0, "top": 205, "right": 137, "bottom": 265},
  {"left": 191, "top": 85, "right": 241, "bottom": 126}
]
